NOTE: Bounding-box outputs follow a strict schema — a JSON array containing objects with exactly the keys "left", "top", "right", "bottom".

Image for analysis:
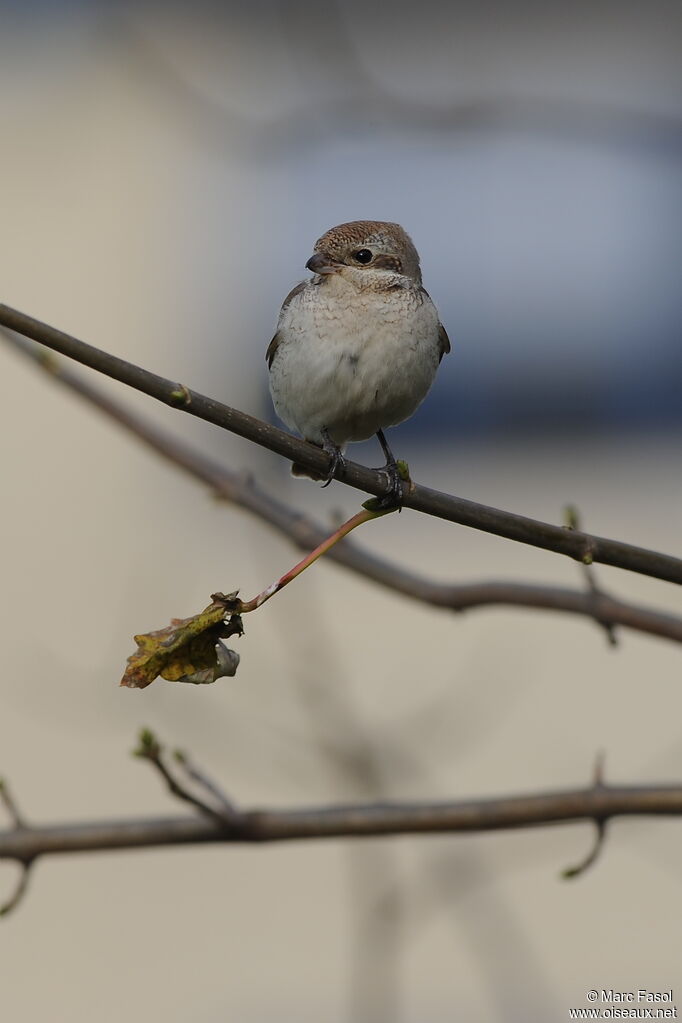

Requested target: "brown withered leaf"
[{"left": 120, "top": 595, "right": 243, "bottom": 689}]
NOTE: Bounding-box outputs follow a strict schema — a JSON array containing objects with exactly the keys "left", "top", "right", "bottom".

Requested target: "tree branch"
[
  {"left": 4, "top": 329, "right": 682, "bottom": 646},
  {"left": 0, "top": 736, "right": 676, "bottom": 907},
  {"left": 1, "top": 304, "right": 681, "bottom": 585},
  {"left": 1, "top": 783, "right": 682, "bottom": 861}
]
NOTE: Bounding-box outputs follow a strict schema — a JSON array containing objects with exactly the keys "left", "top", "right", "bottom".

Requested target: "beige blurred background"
[{"left": 1, "top": 2, "right": 681, "bottom": 1020}]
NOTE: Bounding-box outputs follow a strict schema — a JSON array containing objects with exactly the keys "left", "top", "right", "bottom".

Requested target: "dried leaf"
[
  {"left": 121, "top": 597, "right": 242, "bottom": 689},
  {"left": 175, "top": 640, "right": 240, "bottom": 685}
]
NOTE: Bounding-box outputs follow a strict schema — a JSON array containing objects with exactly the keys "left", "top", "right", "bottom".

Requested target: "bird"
[{"left": 267, "top": 220, "right": 450, "bottom": 505}]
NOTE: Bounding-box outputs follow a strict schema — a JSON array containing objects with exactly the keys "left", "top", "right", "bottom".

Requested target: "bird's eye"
[{"left": 352, "top": 249, "right": 373, "bottom": 265}]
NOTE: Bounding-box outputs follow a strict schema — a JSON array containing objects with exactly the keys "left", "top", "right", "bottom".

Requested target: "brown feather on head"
[{"left": 312, "top": 220, "right": 422, "bottom": 284}]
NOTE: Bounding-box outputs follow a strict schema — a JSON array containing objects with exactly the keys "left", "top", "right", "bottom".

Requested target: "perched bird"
[{"left": 267, "top": 220, "right": 450, "bottom": 504}]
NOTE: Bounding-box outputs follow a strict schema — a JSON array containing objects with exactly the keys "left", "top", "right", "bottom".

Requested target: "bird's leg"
[
  {"left": 320, "top": 427, "right": 346, "bottom": 488},
  {"left": 374, "top": 429, "right": 407, "bottom": 509}
]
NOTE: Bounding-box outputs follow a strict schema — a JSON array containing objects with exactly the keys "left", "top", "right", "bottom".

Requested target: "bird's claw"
[
  {"left": 372, "top": 429, "right": 409, "bottom": 509},
  {"left": 375, "top": 460, "right": 406, "bottom": 509},
  {"left": 321, "top": 429, "right": 345, "bottom": 487}
]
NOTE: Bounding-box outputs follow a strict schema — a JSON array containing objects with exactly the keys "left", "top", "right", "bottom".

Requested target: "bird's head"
[{"left": 305, "top": 220, "right": 422, "bottom": 290}]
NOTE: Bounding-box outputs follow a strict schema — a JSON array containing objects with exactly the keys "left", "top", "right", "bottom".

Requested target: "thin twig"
[
  {"left": 173, "top": 750, "right": 237, "bottom": 818},
  {"left": 562, "top": 752, "right": 609, "bottom": 878},
  {"left": 0, "top": 780, "right": 32, "bottom": 915},
  {"left": 0, "top": 862, "right": 33, "bottom": 916},
  {"left": 3, "top": 331, "right": 682, "bottom": 646},
  {"left": 581, "top": 566, "right": 619, "bottom": 647},
  {"left": 133, "top": 730, "right": 232, "bottom": 826},
  {"left": 1, "top": 308, "right": 681, "bottom": 585},
  {"left": 565, "top": 505, "right": 619, "bottom": 647},
  {"left": 0, "top": 779, "right": 26, "bottom": 828},
  {"left": 562, "top": 821, "right": 607, "bottom": 878}
]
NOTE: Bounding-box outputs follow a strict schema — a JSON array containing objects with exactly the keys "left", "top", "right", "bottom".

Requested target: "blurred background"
[{"left": 1, "top": 1, "right": 681, "bottom": 1020}]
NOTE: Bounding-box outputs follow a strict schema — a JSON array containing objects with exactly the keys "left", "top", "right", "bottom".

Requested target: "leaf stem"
[{"left": 239, "top": 505, "right": 396, "bottom": 613}]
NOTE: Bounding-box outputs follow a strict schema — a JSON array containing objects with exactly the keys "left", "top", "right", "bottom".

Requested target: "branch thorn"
[
  {"left": 0, "top": 778, "right": 26, "bottom": 829},
  {"left": 0, "top": 862, "right": 33, "bottom": 917}
]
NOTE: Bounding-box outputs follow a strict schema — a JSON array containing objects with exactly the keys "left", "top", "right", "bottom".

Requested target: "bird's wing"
[
  {"left": 265, "top": 333, "right": 280, "bottom": 369},
  {"left": 419, "top": 287, "right": 451, "bottom": 361},
  {"left": 266, "top": 281, "right": 307, "bottom": 368},
  {"left": 437, "top": 322, "right": 451, "bottom": 360}
]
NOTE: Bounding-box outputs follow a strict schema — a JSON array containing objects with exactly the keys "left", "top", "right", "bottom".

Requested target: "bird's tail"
[
  {"left": 291, "top": 437, "right": 346, "bottom": 481},
  {"left": 290, "top": 462, "right": 326, "bottom": 481}
]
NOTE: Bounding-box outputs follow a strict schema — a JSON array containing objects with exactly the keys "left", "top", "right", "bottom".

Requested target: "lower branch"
[
  {"left": 0, "top": 737, "right": 674, "bottom": 910},
  {"left": 2, "top": 784, "right": 682, "bottom": 860}
]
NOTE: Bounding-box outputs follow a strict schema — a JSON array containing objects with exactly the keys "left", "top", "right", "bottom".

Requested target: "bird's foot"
[
  {"left": 320, "top": 428, "right": 346, "bottom": 488},
  {"left": 373, "top": 458, "right": 410, "bottom": 510},
  {"left": 373, "top": 429, "right": 410, "bottom": 509}
]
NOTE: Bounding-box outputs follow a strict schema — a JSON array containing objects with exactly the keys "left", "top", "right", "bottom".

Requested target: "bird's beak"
[{"left": 306, "top": 251, "right": 339, "bottom": 275}]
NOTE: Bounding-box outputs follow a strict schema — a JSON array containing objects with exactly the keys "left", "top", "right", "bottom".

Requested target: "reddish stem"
[{"left": 239, "top": 505, "right": 395, "bottom": 613}]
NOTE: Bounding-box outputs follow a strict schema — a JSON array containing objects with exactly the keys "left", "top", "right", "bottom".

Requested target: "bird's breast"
[{"left": 269, "top": 282, "right": 442, "bottom": 444}]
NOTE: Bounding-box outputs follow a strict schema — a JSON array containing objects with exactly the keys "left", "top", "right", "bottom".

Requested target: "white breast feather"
[{"left": 269, "top": 278, "right": 442, "bottom": 446}]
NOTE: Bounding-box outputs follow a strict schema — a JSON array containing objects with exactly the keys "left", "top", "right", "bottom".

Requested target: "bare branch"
[
  {"left": 4, "top": 330, "right": 682, "bottom": 646},
  {"left": 1, "top": 306, "right": 681, "bottom": 585},
  {"left": 0, "top": 747, "right": 674, "bottom": 895},
  {"left": 2, "top": 783, "right": 682, "bottom": 863}
]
